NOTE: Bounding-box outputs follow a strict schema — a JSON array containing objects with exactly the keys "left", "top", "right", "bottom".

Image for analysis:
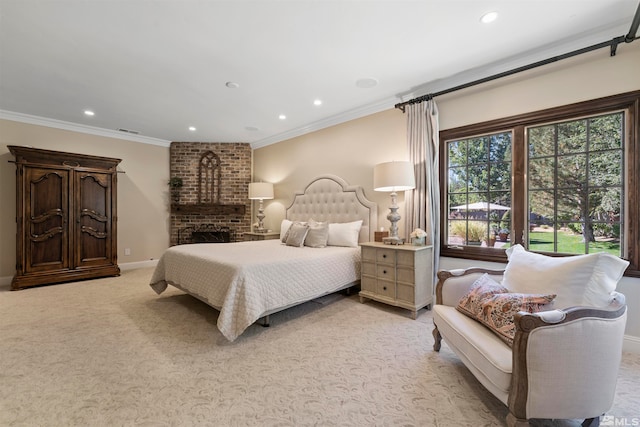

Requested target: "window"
[{"left": 439, "top": 91, "right": 639, "bottom": 277}]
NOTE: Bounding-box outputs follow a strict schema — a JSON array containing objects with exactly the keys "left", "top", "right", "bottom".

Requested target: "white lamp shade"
[
  {"left": 373, "top": 161, "right": 415, "bottom": 192},
  {"left": 248, "top": 182, "right": 274, "bottom": 200}
]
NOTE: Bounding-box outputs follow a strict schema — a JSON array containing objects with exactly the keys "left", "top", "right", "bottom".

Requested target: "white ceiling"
[{"left": 1, "top": 0, "right": 638, "bottom": 148}]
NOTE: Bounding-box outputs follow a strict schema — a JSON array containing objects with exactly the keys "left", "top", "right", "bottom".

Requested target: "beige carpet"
[{"left": 1, "top": 267, "right": 638, "bottom": 427}]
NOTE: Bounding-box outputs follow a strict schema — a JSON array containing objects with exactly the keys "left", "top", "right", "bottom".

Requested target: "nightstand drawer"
[
  {"left": 361, "top": 275, "right": 376, "bottom": 293},
  {"left": 396, "top": 251, "right": 415, "bottom": 267},
  {"left": 396, "top": 267, "right": 415, "bottom": 284},
  {"left": 361, "top": 261, "right": 376, "bottom": 276},
  {"left": 376, "top": 249, "right": 396, "bottom": 264},
  {"left": 362, "top": 247, "right": 376, "bottom": 262},
  {"left": 397, "top": 283, "right": 415, "bottom": 304},
  {"left": 376, "top": 265, "right": 395, "bottom": 281},
  {"left": 376, "top": 280, "right": 395, "bottom": 298}
]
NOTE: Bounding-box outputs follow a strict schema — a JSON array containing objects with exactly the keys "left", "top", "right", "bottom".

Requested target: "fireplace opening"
[{"left": 178, "top": 224, "right": 232, "bottom": 245}]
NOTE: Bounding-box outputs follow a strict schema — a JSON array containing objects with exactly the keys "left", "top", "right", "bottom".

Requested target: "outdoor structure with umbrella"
[
  {"left": 449, "top": 201, "right": 511, "bottom": 226},
  {"left": 450, "top": 201, "right": 511, "bottom": 211}
]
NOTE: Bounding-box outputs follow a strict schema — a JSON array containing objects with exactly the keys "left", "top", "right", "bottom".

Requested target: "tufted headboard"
[{"left": 285, "top": 175, "right": 377, "bottom": 243}]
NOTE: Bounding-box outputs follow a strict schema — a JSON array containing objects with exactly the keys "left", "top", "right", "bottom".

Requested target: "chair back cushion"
[{"left": 502, "top": 244, "right": 629, "bottom": 309}]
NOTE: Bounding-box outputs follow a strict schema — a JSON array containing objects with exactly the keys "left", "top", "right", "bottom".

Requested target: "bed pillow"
[
  {"left": 304, "top": 220, "right": 329, "bottom": 248},
  {"left": 285, "top": 222, "right": 310, "bottom": 247},
  {"left": 327, "top": 220, "right": 363, "bottom": 247},
  {"left": 280, "top": 219, "right": 293, "bottom": 242},
  {"left": 456, "top": 273, "right": 556, "bottom": 347},
  {"left": 502, "top": 244, "right": 629, "bottom": 309}
]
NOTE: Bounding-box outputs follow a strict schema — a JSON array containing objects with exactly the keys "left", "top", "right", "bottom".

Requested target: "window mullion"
[{"left": 512, "top": 125, "right": 526, "bottom": 246}]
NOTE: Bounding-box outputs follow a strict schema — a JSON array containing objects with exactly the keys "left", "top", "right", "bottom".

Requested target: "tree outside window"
[{"left": 439, "top": 91, "right": 639, "bottom": 277}]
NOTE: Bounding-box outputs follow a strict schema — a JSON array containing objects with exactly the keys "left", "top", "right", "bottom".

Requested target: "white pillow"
[
  {"left": 502, "top": 244, "right": 629, "bottom": 309},
  {"left": 304, "top": 219, "right": 329, "bottom": 248},
  {"left": 327, "top": 220, "right": 363, "bottom": 248},
  {"left": 280, "top": 219, "right": 293, "bottom": 242}
]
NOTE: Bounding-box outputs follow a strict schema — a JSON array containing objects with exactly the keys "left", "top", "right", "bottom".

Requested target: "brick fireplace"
[{"left": 169, "top": 142, "right": 252, "bottom": 246}]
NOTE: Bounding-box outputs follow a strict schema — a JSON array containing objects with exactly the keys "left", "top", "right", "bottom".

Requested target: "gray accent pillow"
[
  {"left": 304, "top": 220, "right": 329, "bottom": 248},
  {"left": 285, "top": 223, "right": 310, "bottom": 247}
]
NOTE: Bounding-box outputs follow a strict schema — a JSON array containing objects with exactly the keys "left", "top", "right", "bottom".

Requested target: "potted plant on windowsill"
[
  {"left": 466, "top": 221, "right": 485, "bottom": 246},
  {"left": 498, "top": 228, "right": 510, "bottom": 242}
]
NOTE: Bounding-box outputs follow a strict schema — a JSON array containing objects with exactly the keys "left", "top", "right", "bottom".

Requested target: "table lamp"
[
  {"left": 373, "top": 161, "right": 415, "bottom": 245},
  {"left": 248, "top": 182, "right": 274, "bottom": 233}
]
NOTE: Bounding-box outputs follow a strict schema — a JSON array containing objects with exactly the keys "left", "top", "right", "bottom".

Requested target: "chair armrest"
[
  {"left": 508, "top": 300, "right": 627, "bottom": 420},
  {"left": 435, "top": 267, "right": 504, "bottom": 306}
]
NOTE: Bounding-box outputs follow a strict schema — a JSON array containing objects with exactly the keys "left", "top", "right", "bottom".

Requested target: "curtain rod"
[{"left": 395, "top": 2, "right": 640, "bottom": 113}]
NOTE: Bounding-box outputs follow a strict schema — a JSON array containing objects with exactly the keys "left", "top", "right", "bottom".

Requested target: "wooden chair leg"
[
  {"left": 506, "top": 413, "right": 530, "bottom": 427},
  {"left": 582, "top": 417, "right": 600, "bottom": 427},
  {"left": 432, "top": 324, "right": 442, "bottom": 351}
]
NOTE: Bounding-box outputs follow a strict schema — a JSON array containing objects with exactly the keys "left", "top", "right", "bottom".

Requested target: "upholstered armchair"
[{"left": 432, "top": 245, "right": 629, "bottom": 427}]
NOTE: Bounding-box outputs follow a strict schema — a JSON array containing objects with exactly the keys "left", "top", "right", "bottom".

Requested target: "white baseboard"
[
  {"left": 0, "top": 260, "right": 159, "bottom": 289},
  {"left": 119, "top": 259, "right": 159, "bottom": 271},
  {"left": 623, "top": 335, "right": 640, "bottom": 354}
]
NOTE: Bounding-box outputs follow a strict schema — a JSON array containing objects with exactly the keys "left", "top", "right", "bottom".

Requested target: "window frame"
[{"left": 439, "top": 90, "right": 640, "bottom": 277}]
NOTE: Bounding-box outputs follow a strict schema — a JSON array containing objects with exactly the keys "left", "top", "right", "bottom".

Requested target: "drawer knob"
[
  {"left": 383, "top": 286, "right": 387, "bottom": 291},
  {"left": 382, "top": 254, "right": 387, "bottom": 258},
  {"left": 383, "top": 270, "right": 387, "bottom": 274}
]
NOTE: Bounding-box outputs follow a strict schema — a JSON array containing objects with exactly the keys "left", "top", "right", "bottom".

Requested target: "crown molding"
[
  {"left": 0, "top": 110, "right": 171, "bottom": 147},
  {"left": 396, "top": 18, "right": 632, "bottom": 103},
  {"left": 253, "top": 19, "right": 632, "bottom": 149},
  {"left": 250, "top": 96, "right": 396, "bottom": 149}
]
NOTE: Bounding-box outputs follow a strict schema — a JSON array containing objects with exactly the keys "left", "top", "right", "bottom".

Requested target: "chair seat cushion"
[{"left": 434, "top": 305, "right": 512, "bottom": 400}]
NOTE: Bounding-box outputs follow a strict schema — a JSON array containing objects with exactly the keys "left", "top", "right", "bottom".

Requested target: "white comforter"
[{"left": 150, "top": 240, "right": 361, "bottom": 341}]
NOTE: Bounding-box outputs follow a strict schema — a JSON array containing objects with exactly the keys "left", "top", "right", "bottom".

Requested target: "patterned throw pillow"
[
  {"left": 456, "top": 274, "right": 509, "bottom": 319},
  {"left": 456, "top": 273, "right": 556, "bottom": 347},
  {"left": 473, "top": 292, "right": 556, "bottom": 346}
]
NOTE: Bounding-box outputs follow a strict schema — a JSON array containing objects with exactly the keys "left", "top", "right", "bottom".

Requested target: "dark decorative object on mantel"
[
  {"left": 170, "top": 150, "right": 246, "bottom": 215},
  {"left": 168, "top": 176, "right": 183, "bottom": 205}
]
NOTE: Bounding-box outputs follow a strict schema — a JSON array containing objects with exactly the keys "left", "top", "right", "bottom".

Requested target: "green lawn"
[{"left": 528, "top": 230, "right": 620, "bottom": 256}]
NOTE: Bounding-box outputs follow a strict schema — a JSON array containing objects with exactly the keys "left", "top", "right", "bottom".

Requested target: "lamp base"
[{"left": 383, "top": 236, "right": 405, "bottom": 245}]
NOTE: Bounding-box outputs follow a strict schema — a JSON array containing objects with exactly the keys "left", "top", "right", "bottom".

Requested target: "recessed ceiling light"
[
  {"left": 225, "top": 81, "right": 240, "bottom": 89},
  {"left": 278, "top": 114, "right": 286, "bottom": 120},
  {"left": 480, "top": 11, "right": 498, "bottom": 23},
  {"left": 356, "top": 77, "right": 378, "bottom": 89},
  {"left": 313, "top": 99, "right": 322, "bottom": 106},
  {"left": 188, "top": 126, "right": 196, "bottom": 131},
  {"left": 84, "top": 110, "right": 95, "bottom": 116}
]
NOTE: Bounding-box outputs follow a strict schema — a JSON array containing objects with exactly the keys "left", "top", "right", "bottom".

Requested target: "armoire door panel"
[
  {"left": 24, "top": 167, "right": 70, "bottom": 273},
  {"left": 76, "top": 172, "right": 112, "bottom": 267}
]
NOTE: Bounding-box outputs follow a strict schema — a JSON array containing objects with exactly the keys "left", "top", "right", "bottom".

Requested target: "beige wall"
[
  {"left": 0, "top": 120, "right": 171, "bottom": 282},
  {"left": 252, "top": 108, "right": 409, "bottom": 236},
  {"left": 254, "top": 41, "right": 640, "bottom": 343}
]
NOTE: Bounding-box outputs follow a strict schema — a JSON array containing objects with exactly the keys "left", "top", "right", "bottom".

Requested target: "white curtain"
[{"left": 404, "top": 100, "right": 440, "bottom": 277}]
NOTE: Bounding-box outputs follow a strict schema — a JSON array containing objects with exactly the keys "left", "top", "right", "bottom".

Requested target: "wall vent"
[{"left": 117, "top": 128, "right": 140, "bottom": 135}]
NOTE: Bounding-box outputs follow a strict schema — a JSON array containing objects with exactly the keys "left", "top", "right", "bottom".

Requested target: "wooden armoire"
[{"left": 9, "top": 146, "right": 121, "bottom": 290}]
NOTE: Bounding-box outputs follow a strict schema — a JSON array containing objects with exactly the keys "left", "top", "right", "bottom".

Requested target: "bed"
[{"left": 149, "top": 175, "right": 377, "bottom": 341}]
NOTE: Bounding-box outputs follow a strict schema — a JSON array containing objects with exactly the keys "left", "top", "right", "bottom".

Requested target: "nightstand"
[
  {"left": 243, "top": 231, "right": 280, "bottom": 241},
  {"left": 359, "top": 242, "right": 433, "bottom": 319}
]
